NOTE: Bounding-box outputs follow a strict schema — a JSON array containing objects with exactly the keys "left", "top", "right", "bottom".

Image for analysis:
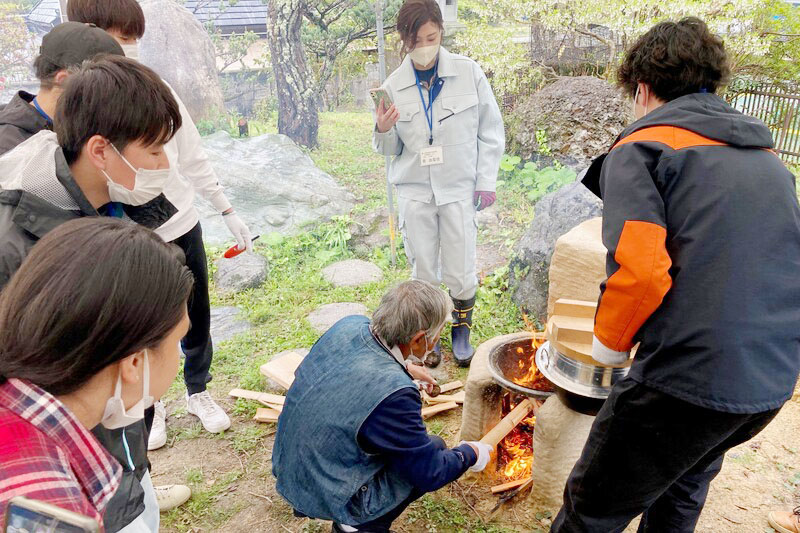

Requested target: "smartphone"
[
  {"left": 4, "top": 497, "right": 100, "bottom": 533},
  {"left": 369, "top": 88, "right": 393, "bottom": 109}
]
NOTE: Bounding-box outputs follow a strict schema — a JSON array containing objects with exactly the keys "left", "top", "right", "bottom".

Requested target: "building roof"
[
  {"left": 25, "top": 0, "right": 268, "bottom": 36},
  {"left": 25, "top": 0, "right": 61, "bottom": 33},
  {"left": 182, "top": 0, "right": 267, "bottom": 36}
]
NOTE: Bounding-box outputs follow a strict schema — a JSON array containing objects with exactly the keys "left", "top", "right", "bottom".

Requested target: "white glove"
[
  {"left": 223, "top": 212, "right": 252, "bottom": 253},
  {"left": 591, "top": 335, "right": 629, "bottom": 365},
  {"left": 460, "top": 441, "right": 493, "bottom": 473}
]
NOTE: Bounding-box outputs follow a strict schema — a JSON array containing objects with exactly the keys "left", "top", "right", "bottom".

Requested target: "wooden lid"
[{"left": 547, "top": 299, "right": 634, "bottom": 369}]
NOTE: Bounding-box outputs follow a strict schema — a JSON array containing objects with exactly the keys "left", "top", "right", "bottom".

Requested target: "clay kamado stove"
[{"left": 459, "top": 297, "right": 633, "bottom": 511}]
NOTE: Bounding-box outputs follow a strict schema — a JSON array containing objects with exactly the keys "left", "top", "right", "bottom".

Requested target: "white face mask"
[
  {"left": 121, "top": 43, "right": 139, "bottom": 60},
  {"left": 101, "top": 350, "right": 153, "bottom": 430},
  {"left": 410, "top": 43, "right": 440, "bottom": 68},
  {"left": 633, "top": 84, "right": 649, "bottom": 120},
  {"left": 102, "top": 144, "right": 170, "bottom": 206}
]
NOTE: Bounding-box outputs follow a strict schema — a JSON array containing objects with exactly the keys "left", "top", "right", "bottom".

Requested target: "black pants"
[
  {"left": 552, "top": 378, "right": 780, "bottom": 533},
  {"left": 171, "top": 222, "right": 213, "bottom": 395}
]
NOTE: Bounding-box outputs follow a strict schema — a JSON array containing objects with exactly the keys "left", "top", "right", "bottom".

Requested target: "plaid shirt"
[{"left": 0, "top": 378, "right": 121, "bottom": 529}]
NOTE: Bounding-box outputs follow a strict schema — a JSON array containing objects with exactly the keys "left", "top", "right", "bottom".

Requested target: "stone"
[
  {"left": 507, "top": 76, "right": 629, "bottom": 168},
  {"left": 264, "top": 348, "right": 310, "bottom": 391},
  {"left": 527, "top": 394, "right": 595, "bottom": 513},
  {"left": 307, "top": 303, "right": 369, "bottom": 334},
  {"left": 209, "top": 306, "right": 252, "bottom": 344},
  {"left": 321, "top": 259, "right": 383, "bottom": 287},
  {"left": 547, "top": 217, "right": 607, "bottom": 318},
  {"left": 214, "top": 252, "right": 268, "bottom": 293},
  {"left": 195, "top": 132, "right": 355, "bottom": 245},
  {"left": 509, "top": 178, "right": 603, "bottom": 322},
  {"left": 139, "top": 0, "right": 225, "bottom": 122}
]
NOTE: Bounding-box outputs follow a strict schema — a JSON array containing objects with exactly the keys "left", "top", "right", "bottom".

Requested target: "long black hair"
[{"left": 0, "top": 217, "right": 193, "bottom": 396}]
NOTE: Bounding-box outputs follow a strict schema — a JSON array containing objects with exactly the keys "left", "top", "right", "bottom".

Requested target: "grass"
[{"left": 157, "top": 111, "right": 540, "bottom": 532}]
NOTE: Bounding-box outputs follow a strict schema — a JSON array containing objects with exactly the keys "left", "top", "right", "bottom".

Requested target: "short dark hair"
[
  {"left": 396, "top": 0, "right": 444, "bottom": 55},
  {"left": 617, "top": 17, "right": 731, "bottom": 102},
  {"left": 33, "top": 54, "right": 63, "bottom": 89},
  {"left": 67, "top": 0, "right": 146, "bottom": 39},
  {"left": 0, "top": 217, "right": 193, "bottom": 396},
  {"left": 55, "top": 55, "right": 181, "bottom": 165}
]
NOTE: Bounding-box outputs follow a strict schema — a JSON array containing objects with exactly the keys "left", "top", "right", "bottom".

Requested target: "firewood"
[
  {"left": 490, "top": 478, "right": 530, "bottom": 494},
  {"left": 421, "top": 401, "right": 459, "bottom": 419},
  {"left": 488, "top": 478, "right": 533, "bottom": 518},
  {"left": 422, "top": 391, "right": 465, "bottom": 405},
  {"left": 253, "top": 407, "right": 280, "bottom": 423},
  {"left": 259, "top": 351, "right": 305, "bottom": 390},
  {"left": 480, "top": 399, "right": 534, "bottom": 448},
  {"left": 229, "top": 389, "right": 285, "bottom": 411},
  {"left": 439, "top": 381, "right": 463, "bottom": 393}
]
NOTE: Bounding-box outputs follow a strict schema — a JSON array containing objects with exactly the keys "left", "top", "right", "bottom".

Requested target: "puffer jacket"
[{"left": 0, "top": 131, "right": 176, "bottom": 531}]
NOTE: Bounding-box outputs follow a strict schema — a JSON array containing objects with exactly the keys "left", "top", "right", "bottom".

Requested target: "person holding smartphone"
[
  {"left": 373, "top": 0, "right": 504, "bottom": 368},
  {"left": 0, "top": 217, "right": 192, "bottom": 531}
]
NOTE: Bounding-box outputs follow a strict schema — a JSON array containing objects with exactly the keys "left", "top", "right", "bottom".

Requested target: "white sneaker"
[
  {"left": 148, "top": 401, "right": 167, "bottom": 451},
  {"left": 186, "top": 391, "right": 231, "bottom": 433},
  {"left": 155, "top": 484, "right": 191, "bottom": 512}
]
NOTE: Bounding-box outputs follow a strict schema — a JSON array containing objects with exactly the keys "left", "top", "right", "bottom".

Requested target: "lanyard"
[
  {"left": 32, "top": 97, "right": 53, "bottom": 124},
  {"left": 415, "top": 71, "right": 435, "bottom": 146}
]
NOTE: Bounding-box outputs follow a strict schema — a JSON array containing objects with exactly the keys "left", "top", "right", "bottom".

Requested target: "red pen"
[{"left": 224, "top": 234, "right": 260, "bottom": 259}]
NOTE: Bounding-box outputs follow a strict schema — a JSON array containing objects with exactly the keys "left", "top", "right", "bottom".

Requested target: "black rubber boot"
[
  {"left": 424, "top": 341, "right": 441, "bottom": 367},
  {"left": 451, "top": 296, "right": 475, "bottom": 367}
]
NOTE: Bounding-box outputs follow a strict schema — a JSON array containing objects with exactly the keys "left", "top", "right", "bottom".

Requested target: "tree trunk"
[{"left": 266, "top": 0, "right": 319, "bottom": 148}]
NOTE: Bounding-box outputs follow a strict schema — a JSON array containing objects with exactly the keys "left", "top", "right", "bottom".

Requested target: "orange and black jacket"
[{"left": 582, "top": 92, "right": 800, "bottom": 413}]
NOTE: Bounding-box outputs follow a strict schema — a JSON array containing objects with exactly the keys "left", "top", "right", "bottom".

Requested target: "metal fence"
[{"left": 727, "top": 84, "right": 800, "bottom": 164}]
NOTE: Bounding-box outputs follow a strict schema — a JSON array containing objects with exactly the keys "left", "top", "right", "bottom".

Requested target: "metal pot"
[
  {"left": 488, "top": 337, "right": 555, "bottom": 401},
  {"left": 535, "top": 341, "right": 630, "bottom": 415}
]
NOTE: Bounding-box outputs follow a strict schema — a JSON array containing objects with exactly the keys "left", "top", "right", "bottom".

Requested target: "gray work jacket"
[{"left": 373, "top": 47, "right": 505, "bottom": 205}]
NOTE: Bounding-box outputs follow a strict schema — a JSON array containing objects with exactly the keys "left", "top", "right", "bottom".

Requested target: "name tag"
[{"left": 420, "top": 145, "right": 444, "bottom": 167}]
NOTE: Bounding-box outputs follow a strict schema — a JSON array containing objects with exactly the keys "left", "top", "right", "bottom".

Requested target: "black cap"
[{"left": 39, "top": 22, "right": 124, "bottom": 70}]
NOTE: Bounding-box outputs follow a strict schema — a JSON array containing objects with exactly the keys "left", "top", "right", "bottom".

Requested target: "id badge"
[{"left": 420, "top": 145, "right": 444, "bottom": 167}]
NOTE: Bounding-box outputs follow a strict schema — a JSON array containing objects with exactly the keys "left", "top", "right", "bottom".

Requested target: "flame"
[
  {"left": 498, "top": 421, "right": 534, "bottom": 480},
  {"left": 509, "top": 333, "right": 554, "bottom": 392}
]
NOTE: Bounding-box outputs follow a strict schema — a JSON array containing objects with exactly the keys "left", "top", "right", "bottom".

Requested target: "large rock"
[
  {"left": 214, "top": 252, "right": 268, "bottom": 293},
  {"left": 507, "top": 76, "right": 629, "bottom": 167},
  {"left": 509, "top": 179, "right": 602, "bottom": 321},
  {"left": 139, "top": 0, "right": 225, "bottom": 121},
  {"left": 196, "top": 132, "right": 355, "bottom": 244},
  {"left": 546, "top": 217, "right": 607, "bottom": 317}
]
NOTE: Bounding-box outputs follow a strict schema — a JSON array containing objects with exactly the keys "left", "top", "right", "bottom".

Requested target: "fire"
[
  {"left": 497, "top": 402, "right": 535, "bottom": 480},
  {"left": 510, "top": 334, "right": 553, "bottom": 392}
]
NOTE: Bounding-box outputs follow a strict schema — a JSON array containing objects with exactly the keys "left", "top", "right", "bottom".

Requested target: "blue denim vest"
[{"left": 272, "top": 316, "right": 417, "bottom": 524}]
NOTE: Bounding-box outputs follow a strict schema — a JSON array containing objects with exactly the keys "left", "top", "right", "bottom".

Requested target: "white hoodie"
[{"left": 155, "top": 82, "right": 232, "bottom": 242}]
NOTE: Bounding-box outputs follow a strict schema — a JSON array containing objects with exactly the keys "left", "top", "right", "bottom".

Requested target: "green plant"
[{"left": 497, "top": 154, "right": 576, "bottom": 203}]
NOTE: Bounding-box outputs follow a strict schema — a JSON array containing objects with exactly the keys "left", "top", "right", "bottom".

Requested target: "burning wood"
[
  {"left": 490, "top": 478, "right": 531, "bottom": 494},
  {"left": 479, "top": 398, "right": 534, "bottom": 448},
  {"left": 510, "top": 334, "right": 555, "bottom": 392},
  {"left": 498, "top": 412, "right": 535, "bottom": 480}
]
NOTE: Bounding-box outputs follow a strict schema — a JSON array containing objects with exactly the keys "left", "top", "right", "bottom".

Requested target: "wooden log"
[
  {"left": 439, "top": 381, "right": 463, "bottom": 394},
  {"left": 423, "top": 391, "right": 465, "bottom": 405},
  {"left": 229, "top": 389, "right": 285, "bottom": 411},
  {"left": 490, "top": 478, "right": 531, "bottom": 494},
  {"left": 259, "top": 351, "right": 305, "bottom": 390},
  {"left": 253, "top": 407, "right": 280, "bottom": 423},
  {"left": 480, "top": 399, "right": 534, "bottom": 448},
  {"left": 488, "top": 478, "right": 534, "bottom": 519},
  {"left": 421, "top": 401, "right": 459, "bottom": 419}
]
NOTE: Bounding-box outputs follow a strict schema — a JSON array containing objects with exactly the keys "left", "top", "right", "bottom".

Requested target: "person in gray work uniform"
[{"left": 373, "top": 0, "right": 505, "bottom": 367}]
